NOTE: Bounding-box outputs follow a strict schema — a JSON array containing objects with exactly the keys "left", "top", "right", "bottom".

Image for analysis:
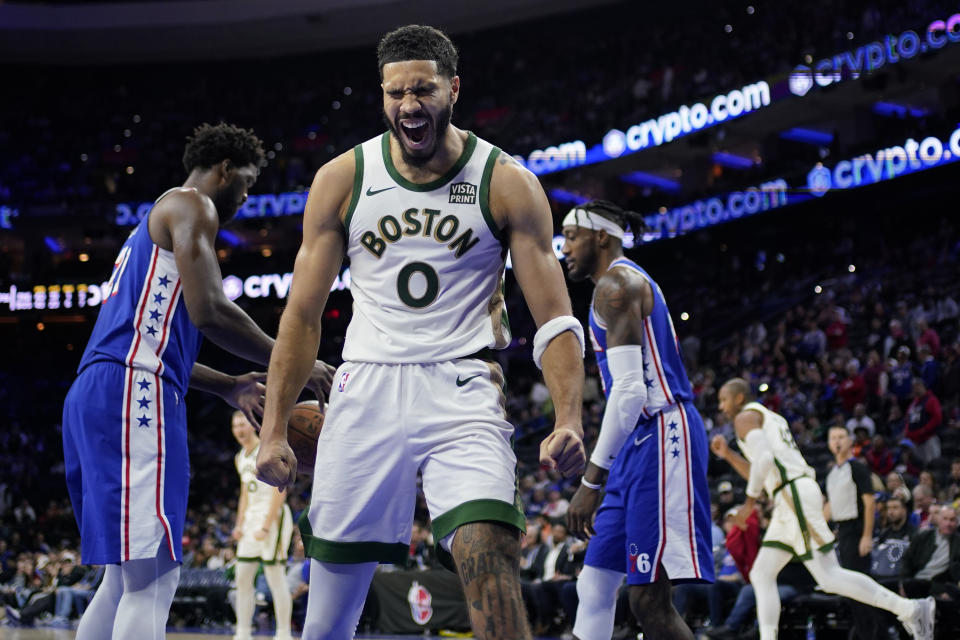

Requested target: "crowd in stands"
[
  {"left": 2, "top": 0, "right": 960, "bottom": 634},
  {"left": 0, "top": 200, "right": 957, "bottom": 637}
]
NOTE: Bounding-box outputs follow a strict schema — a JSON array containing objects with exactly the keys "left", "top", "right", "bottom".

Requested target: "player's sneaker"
[{"left": 899, "top": 596, "right": 935, "bottom": 640}]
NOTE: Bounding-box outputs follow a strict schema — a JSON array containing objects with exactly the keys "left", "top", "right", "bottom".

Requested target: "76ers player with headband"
[
  {"left": 562, "top": 200, "right": 713, "bottom": 640},
  {"left": 61, "top": 123, "right": 334, "bottom": 640}
]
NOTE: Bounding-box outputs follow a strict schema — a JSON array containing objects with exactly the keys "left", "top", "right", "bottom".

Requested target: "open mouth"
[{"left": 399, "top": 117, "right": 430, "bottom": 149}]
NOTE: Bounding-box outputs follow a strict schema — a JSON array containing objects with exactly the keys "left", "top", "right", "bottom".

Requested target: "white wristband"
[
  {"left": 581, "top": 477, "right": 603, "bottom": 490},
  {"left": 532, "top": 316, "right": 585, "bottom": 370}
]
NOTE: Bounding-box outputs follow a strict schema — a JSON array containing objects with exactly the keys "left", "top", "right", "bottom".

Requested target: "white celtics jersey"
[
  {"left": 736, "top": 402, "right": 816, "bottom": 497},
  {"left": 235, "top": 444, "right": 277, "bottom": 520},
  {"left": 341, "top": 131, "right": 511, "bottom": 363}
]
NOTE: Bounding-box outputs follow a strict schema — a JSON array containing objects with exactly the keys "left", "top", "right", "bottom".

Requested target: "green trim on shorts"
[
  {"left": 266, "top": 508, "right": 285, "bottom": 563},
  {"left": 788, "top": 478, "right": 812, "bottom": 558},
  {"left": 298, "top": 507, "right": 407, "bottom": 564},
  {"left": 430, "top": 498, "right": 526, "bottom": 544},
  {"left": 761, "top": 540, "right": 808, "bottom": 562},
  {"left": 301, "top": 536, "right": 408, "bottom": 564},
  {"left": 817, "top": 540, "right": 836, "bottom": 554},
  {"left": 236, "top": 556, "right": 265, "bottom": 563},
  {"left": 760, "top": 538, "right": 835, "bottom": 563}
]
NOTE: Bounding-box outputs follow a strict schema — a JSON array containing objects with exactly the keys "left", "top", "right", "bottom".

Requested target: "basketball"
[{"left": 288, "top": 400, "right": 324, "bottom": 477}]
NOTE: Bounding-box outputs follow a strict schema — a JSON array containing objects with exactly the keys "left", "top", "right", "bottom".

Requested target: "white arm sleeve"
[
  {"left": 744, "top": 428, "right": 774, "bottom": 499},
  {"left": 590, "top": 345, "right": 647, "bottom": 470}
]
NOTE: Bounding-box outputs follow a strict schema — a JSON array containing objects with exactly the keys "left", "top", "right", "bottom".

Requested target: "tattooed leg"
[{"left": 451, "top": 521, "right": 532, "bottom": 640}]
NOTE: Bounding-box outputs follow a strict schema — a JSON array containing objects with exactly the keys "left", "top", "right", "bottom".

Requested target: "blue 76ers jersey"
[
  {"left": 588, "top": 257, "right": 692, "bottom": 418},
  {"left": 78, "top": 188, "right": 202, "bottom": 395}
]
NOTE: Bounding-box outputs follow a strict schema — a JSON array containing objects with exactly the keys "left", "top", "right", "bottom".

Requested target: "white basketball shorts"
[{"left": 299, "top": 358, "right": 524, "bottom": 564}]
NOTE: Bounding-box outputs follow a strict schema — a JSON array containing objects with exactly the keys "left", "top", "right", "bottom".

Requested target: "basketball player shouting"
[
  {"left": 231, "top": 411, "right": 294, "bottom": 640},
  {"left": 561, "top": 200, "right": 714, "bottom": 640},
  {"left": 62, "top": 123, "right": 334, "bottom": 640},
  {"left": 256, "top": 25, "right": 586, "bottom": 640},
  {"left": 712, "top": 378, "right": 934, "bottom": 639}
]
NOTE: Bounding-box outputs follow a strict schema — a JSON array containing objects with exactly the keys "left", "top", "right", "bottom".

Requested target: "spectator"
[
  {"left": 872, "top": 496, "right": 916, "bottom": 634},
  {"left": 903, "top": 378, "right": 942, "bottom": 464},
  {"left": 915, "top": 319, "right": 940, "bottom": 358},
  {"left": 864, "top": 435, "right": 895, "bottom": 477},
  {"left": 890, "top": 347, "right": 915, "bottom": 409},
  {"left": 910, "top": 484, "right": 936, "bottom": 530},
  {"left": 917, "top": 345, "right": 939, "bottom": 393},
  {"left": 846, "top": 403, "right": 876, "bottom": 437},
  {"left": 878, "top": 497, "right": 916, "bottom": 544},
  {"left": 863, "top": 350, "right": 888, "bottom": 408},
  {"left": 918, "top": 471, "right": 939, "bottom": 499},
  {"left": 943, "top": 459, "right": 960, "bottom": 505},
  {"left": 899, "top": 506, "right": 960, "bottom": 627},
  {"left": 12, "top": 499, "right": 36, "bottom": 526},
  {"left": 850, "top": 426, "right": 871, "bottom": 459},
  {"left": 406, "top": 521, "right": 436, "bottom": 570},
  {"left": 884, "top": 320, "right": 911, "bottom": 360},
  {"left": 799, "top": 319, "right": 827, "bottom": 360},
  {"left": 528, "top": 522, "right": 582, "bottom": 635},
  {"left": 519, "top": 522, "right": 547, "bottom": 582},
  {"left": 51, "top": 563, "right": 104, "bottom": 626},
  {"left": 540, "top": 489, "right": 570, "bottom": 520},
  {"left": 716, "top": 481, "right": 736, "bottom": 511},
  {"left": 838, "top": 362, "right": 866, "bottom": 415},
  {"left": 826, "top": 309, "right": 849, "bottom": 352}
]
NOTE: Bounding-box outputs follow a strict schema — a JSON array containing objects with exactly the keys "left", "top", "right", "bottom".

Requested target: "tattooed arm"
[
  {"left": 568, "top": 268, "right": 653, "bottom": 537},
  {"left": 584, "top": 266, "right": 652, "bottom": 481}
]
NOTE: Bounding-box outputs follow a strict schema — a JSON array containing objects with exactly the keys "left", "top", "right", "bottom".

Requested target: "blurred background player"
[
  {"left": 231, "top": 410, "right": 294, "bottom": 640},
  {"left": 711, "top": 377, "right": 934, "bottom": 640},
  {"left": 61, "top": 123, "right": 334, "bottom": 640},
  {"left": 255, "top": 24, "right": 586, "bottom": 640},
  {"left": 562, "top": 200, "right": 714, "bottom": 640}
]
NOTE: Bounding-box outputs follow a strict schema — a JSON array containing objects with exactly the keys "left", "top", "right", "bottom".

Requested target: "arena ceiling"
[{"left": 0, "top": 0, "right": 618, "bottom": 64}]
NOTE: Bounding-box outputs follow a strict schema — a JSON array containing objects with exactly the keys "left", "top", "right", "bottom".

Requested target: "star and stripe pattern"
[
  {"left": 589, "top": 257, "right": 705, "bottom": 583},
  {"left": 120, "top": 245, "right": 182, "bottom": 562}
]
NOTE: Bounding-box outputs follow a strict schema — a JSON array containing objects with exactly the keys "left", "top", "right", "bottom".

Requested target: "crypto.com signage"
[
  {"left": 806, "top": 126, "right": 960, "bottom": 194},
  {"left": 517, "top": 81, "right": 772, "bottom": 176},
  {"left": 789, "top": 11, "right": 960, "bottom": 96}
]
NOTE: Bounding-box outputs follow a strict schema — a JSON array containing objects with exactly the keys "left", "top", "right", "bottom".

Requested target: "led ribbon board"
[{"left": 789, "top": 11, "right": 960, "bottom": 96}]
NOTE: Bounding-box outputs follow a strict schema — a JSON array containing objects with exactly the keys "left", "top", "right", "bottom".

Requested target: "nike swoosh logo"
[
  {"left": 366, "top": 185, "right": 396, "bottom": 196},
  {"left": 635, "top": 433, "right": 653, "bottom": 447},
  {"left": 456, "top": 374, "right": 482, "bottom": 387}
]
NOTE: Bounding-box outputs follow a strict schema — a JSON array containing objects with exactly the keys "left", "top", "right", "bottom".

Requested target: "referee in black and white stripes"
[{"left": 825, "top": 424, "right": 880, "bottom": 639}]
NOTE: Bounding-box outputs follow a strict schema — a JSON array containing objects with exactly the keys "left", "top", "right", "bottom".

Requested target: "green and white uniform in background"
[
  {"left": 736, "top": 402, "right": 835, "bottom": 560},
  {"left": 235, "top": 445, "right": 294, "bottom": 563}
]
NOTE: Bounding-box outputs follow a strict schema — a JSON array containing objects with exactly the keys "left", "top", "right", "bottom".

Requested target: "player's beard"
[
  {"left": 213, "top": 179, "right": 245, "bottom": 223},
  {"left": 383, "top": 101, "right": 453, "bottom": 168}
]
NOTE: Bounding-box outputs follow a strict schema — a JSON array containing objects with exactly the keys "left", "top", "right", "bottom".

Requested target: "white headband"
[{"left": 561, "top": 207, "right": 625, "bottom": 239}]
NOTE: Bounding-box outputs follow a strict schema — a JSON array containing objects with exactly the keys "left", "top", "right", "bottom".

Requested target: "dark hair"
[
  {"left": 581, "top": 199, "right": 649, "bottom": 235},
  {"left": 182, "top": 122, "right": 265, "bottom": 174},
  {"left": 377, "top": 25, "right": 458, "bottom": 79}
]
